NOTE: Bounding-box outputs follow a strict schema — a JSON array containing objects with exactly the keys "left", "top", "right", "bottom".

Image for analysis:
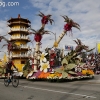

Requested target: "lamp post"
[
  {"left": 52, "top": 32, "right": 56, "bottom": 42},
  {"left": 52, "top": 33, "right": 59, "bottom": 48}
]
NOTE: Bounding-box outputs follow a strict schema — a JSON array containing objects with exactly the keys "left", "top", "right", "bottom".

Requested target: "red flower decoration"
[
  {"left": 34, "top": 34, "right": 42, "bottom": 42},
  {"left": 49, "top": 53, "right": 56, "bottom": 67},
  {"left": 64, "top": 23, "right": 72, "bottom": 31},
  {"left": 41, "top": 16, "right": 48, "bottom": 24}
]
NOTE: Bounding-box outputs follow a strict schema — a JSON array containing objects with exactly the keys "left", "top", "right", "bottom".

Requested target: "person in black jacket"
[{"left": 5, "top": 58, "right": 17, "bottom": 81}]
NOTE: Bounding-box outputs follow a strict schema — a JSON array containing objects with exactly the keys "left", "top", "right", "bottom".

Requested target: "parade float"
[
  {"left": 23, "top": 12, "right": 95, "bottom": 81},
  {"left": 0, "top": 12, "right": 95, "bottom": 81}
]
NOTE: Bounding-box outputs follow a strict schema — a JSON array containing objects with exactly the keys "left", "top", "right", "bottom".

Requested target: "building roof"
[{"left": 7, "top": 14, "right": 31, "bottom": 23}]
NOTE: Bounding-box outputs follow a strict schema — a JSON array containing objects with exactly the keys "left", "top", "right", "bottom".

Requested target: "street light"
[
  {"left": 51, "top": 32, "right": 59, "bottom": 48},
  {"left": 52, "top": 32, "right": 56, "bottom": 42}
]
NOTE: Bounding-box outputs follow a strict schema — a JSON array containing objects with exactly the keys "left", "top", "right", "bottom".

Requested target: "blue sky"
[{"left": 0, "top": 0, "right": 100, "bottom": 58}]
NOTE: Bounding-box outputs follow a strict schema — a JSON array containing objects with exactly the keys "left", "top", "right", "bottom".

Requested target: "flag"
[{"left": 65, "top": 45, "right": 73, "bottom": 51}]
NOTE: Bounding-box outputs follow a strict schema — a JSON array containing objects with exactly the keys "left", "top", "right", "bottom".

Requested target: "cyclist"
[{"left": 5, "top": 58, "right": 17, "bottom": 82}]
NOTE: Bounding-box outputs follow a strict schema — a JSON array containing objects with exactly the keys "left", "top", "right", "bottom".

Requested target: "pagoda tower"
[{"left": 7, "top": 14, "right": 31, "bottom": 72}]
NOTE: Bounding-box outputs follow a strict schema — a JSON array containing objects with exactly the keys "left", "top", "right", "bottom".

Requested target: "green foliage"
[
  {"left": 61, "top": 58, "right": 68, "bottom": 65},
  {"left": 23, "top": 70, "right": 29, "bottom": 77},
  {"left": 54, "top": 63, "right": 76, "bottom": 78},
  {"left": 54, "top": 67, "right": 63, "bottom": 73},
  {"left": 66, "top": 64, "right": 76, "bottom": 70},
  {"left": 62, "top": 72, "right": 68, "bottom": 78},
  {"left": 23, "top": 59, "right": 30, "bottom": 71}
]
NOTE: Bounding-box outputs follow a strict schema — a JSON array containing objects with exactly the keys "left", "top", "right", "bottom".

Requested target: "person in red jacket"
[{"left": 5, "top": 58, "right": 17, "bottom": 81}]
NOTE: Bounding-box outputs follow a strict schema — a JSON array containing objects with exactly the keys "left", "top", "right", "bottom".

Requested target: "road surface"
[{"left": 0, "top": 75, "right": 100, "bottom": 100}]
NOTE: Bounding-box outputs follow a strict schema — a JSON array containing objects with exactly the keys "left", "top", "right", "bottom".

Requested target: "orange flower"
[
  {"left": 82, "top": 70, "right": 87, "bottom": 75},
  {"left": 38, "top": 72, "right": 50, "bottom": 79},
  {"left": 87, "top": 70, "right": 94, "bottom": 75}
]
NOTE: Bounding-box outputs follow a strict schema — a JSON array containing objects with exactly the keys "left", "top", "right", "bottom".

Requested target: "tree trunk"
[
  {"left": 54, "top": 30, "right": 67, "bottom": 47},
  {"left": 34, "top": 42, "right": 40, "bottom": 71}
]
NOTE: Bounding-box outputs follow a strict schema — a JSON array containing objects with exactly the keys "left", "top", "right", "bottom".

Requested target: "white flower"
[
  {"left": 40, "top": 61, "right": 50, "bottom": 73},
  {"left": 40, "top": 52, "right": 48, "bottom": 63}
]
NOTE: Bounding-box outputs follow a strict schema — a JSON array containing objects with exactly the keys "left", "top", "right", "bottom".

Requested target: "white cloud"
[
  {"left": 0, "top": 0, "right": 99, "bottom": 59},
  {"left": 0, "top": 20, "right": 9, "bottom": 58},
  {"left": 29, "top": 0, "right": 100, "bottom": 53},
  {"left": 22, "top": 6, "right": 30, "bottom": 9}
]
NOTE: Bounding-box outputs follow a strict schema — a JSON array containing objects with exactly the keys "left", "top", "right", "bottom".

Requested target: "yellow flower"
[
  {"left": 47, "top": 72, "right": 62, "bottom": 79},
  {"left": 87, "top": 70, "right": 94, "bottom": 75},
  {"left": 40, "top": 61, "right": 50, "bottom": 73},
  {"left": 82, "top": 70, "right": 87, "bottom": 75}
]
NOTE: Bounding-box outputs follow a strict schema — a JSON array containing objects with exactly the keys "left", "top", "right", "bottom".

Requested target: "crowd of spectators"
[{"left": 82, "top": 52, "right": 100, "bottom": 74}]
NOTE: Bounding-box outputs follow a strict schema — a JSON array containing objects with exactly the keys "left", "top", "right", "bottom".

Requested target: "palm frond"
[
  {"left": 0, "top": 36, "right": 9, "bottom": 42},
  {"left": 47, "top": 14, "right": 52, "bottom": 18},
  {"left": 61, "top": 15, "right": 69, "bottom": 22},
  {"left": 41, "top": 30, "right": 51, "bottom": 35},
  {"left": 2, "top": 44, "right": 8, "bottom": 48},
  {"left": 39, "top": 11, "right": 44, "bottom": 17},
  {"left": 38, "top": 27, "right": 44, "bottom": 33},
  {"left": 49, "top": 19, "right": 54, "bottom": 25},
  {"left": 72, "top": 24, "right": 80, "bottom": 30},
  {"left": 74, "top": 22, "right": 80, "bottom": 27},
  {"left": 77, "top": 39, "right": 82, "bottom": 45},
  {"left": 37, "top": 14, "right": 43, "bottom": 17},
  {"left": 73, "top": 40, "right": 79, "bottom": 45},
  {"left": 86, "top": 48, "right": 95, "bottom": 52}
]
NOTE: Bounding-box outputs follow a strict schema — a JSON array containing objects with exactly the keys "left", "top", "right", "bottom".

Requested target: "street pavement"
[{"left": 0, "top": 75, "right": 100, "bottom": 100}]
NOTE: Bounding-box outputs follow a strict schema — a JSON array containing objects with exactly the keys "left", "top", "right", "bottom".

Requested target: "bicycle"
[{"left": 4, "top": 69, "right": 19, "bottom": 87}]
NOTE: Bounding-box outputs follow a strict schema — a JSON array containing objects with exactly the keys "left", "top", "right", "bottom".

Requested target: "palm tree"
[
  {"left": 62, "top": 15, "right": 80, "bottom": 31},
  {"left": 0, "top": 35, "right": 19, "bottom": 58},
  {"left": 30, "top": 28, "right": 52, "bottom": 71},
  {"left": 54, "top": 15, "right": 80, "bottom": 47},
  {"left": 73, "top": 39, "right": 94, "bottom": 53},
  {"left": 37, "top": 11, "right": 54, "bottom": 28}
]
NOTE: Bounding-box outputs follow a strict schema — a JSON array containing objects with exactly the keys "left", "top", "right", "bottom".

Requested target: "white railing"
[
  {"left": 11, "top": 35, "right": 29, "bottom": 39},
  {"left": 20, "top": 45, "right": 30, "bottom": 49},
  {"left": 12, "top": 45, "right": 30, "bottom": 49},
  {"left": 12, "top": 53, "right": 29, "bottom": 58},
  {"left": 10, "top": 28, "right": 28, "bottom": 31}
]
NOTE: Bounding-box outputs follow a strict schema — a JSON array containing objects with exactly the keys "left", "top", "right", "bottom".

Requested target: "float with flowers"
[
  {"left": 0, "top": 12, "right": 95, "bottom": 81},
  {"left": 22, "top": 11, "right": 95, "bottom": 81}
]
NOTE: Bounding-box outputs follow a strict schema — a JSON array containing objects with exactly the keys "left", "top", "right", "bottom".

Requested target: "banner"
[{"left": 97, "top": 43, "right": 100, "bottom": 53}]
